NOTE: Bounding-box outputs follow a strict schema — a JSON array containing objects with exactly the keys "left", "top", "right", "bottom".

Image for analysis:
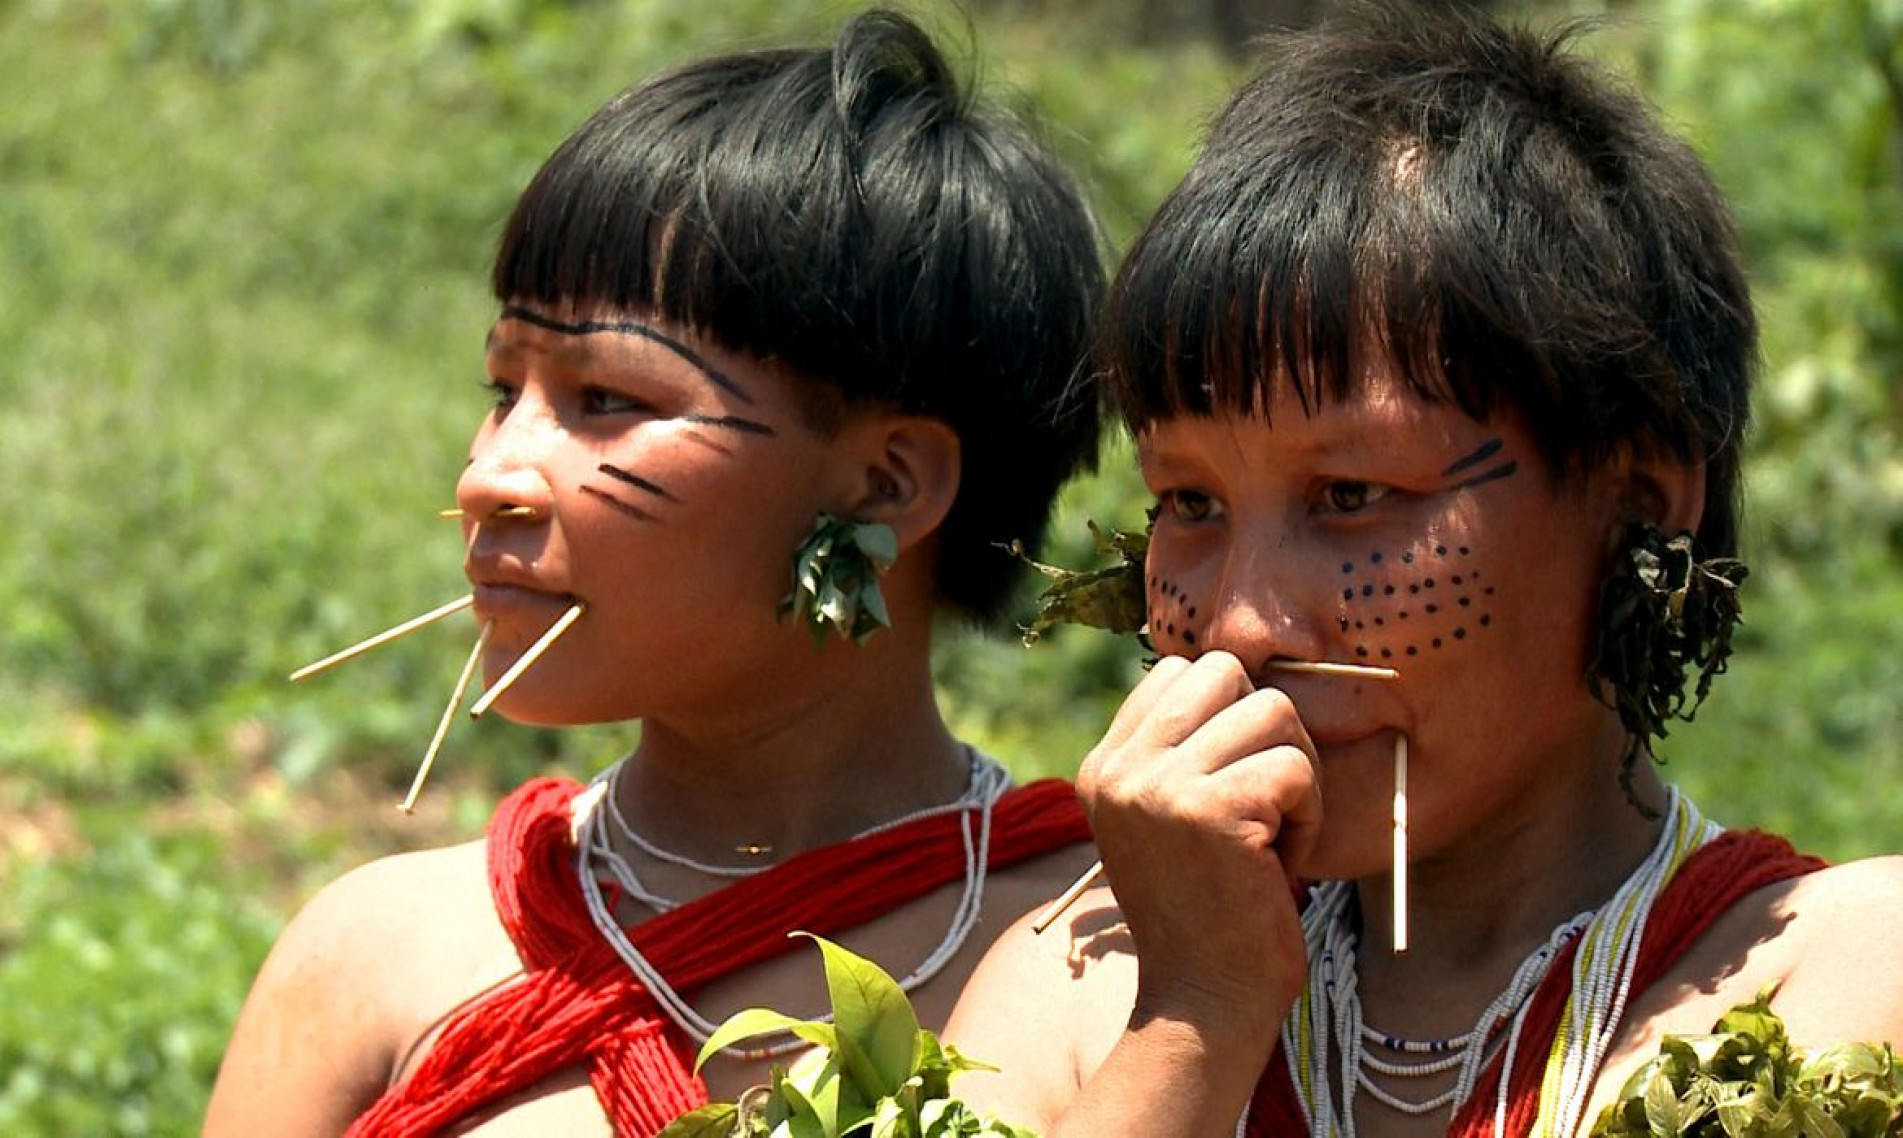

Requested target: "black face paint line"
[
  {"left": 499, "top": 304, "right": 757, "bottom": 406},
  {"left": 597, "top": 463, "right": 677, "bottom": 502},
  {"left": 1439, "top": 438, "right": 1520, "bottom": 493},
  {"left": 584, "top": 463, "right": 677, "bottom": 523},
  {"left": 681, "top": 413, "right": 776, "bottom": 437}
]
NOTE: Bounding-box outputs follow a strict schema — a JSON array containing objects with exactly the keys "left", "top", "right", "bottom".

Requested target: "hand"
[{"left": 1078, "top": 651, "right": 1318, "bottom": 1036}]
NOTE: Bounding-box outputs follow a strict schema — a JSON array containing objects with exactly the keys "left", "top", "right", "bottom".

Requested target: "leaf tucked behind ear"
[{"left": 1007, "top": 516, "right": 1153, "bottom": 646}]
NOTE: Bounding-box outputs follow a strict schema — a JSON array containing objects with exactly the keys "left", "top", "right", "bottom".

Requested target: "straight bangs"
[
  {"left": 492, "top": 49, "right": 840, "bottom": 367},
  {"left": 1105, "top": 133, "right": 1486, "bottom": 435}
]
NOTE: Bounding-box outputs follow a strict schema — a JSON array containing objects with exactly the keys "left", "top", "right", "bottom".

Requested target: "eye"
[
  {"left": 1160, "top": 489, "right": 1223, "bottom": 524},
  {"left": 580, "top": 386, "right": 650, "bottom": 416},
  {"left": 1320, "top": 481, "right": 1391, "bottom": 515},
  {"left": 484, "top": 378, "right": 519, "bottom": 411}
]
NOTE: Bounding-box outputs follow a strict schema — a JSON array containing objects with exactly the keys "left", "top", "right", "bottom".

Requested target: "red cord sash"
[
  {"left": 348, "top": 776, "right": 1090, "bottom": 1138},
  {"left": 1246, "top": 829, "right": 1825, "bottom": 1137}
]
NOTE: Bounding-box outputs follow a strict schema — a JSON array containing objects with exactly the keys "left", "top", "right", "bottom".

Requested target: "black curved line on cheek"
[
  {"left": 582, "top": 485, "right": 659, "bottom": 523},
  {"left": 597, "top": 463, "right": 678, "bottom": 502}
]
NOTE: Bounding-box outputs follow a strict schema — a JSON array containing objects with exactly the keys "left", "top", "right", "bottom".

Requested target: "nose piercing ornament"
[{"left": 438, "top": 505, "right": 539, "bottom": 520}]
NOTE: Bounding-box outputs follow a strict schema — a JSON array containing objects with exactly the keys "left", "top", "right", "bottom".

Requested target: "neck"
[
  {"left": 1351, "top": 746, "right": 1670, "bottom": 1039},
  {"left": 609, "top": 628, "right": 970, "bottom": 866}
]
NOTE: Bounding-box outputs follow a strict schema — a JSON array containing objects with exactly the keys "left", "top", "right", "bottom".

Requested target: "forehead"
[
  {"left": 1138, "top": 367, "right": 1480, "bottom": 466},
  {"left": 486, "top": 303, "right": 764, "bottom": 403}
]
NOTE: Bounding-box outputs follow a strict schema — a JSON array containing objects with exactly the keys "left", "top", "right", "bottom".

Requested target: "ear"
[
  {"left": 838, "top": 414, "right": 962, "bottom": 552},
  {"left": 1616, "top": 448, "right": 1706, "bottom": 538}
]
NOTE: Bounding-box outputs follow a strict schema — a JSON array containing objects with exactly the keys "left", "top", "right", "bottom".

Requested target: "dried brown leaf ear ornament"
[
  {"left": 779, "top": 513, "right": 899, "bottom": 647},
  {"left": 1006, "top": 513, "right": 1154, "bottom": 646},
  {"left": 1588, "top": 521, "right": 1749, "bottom": 811}
]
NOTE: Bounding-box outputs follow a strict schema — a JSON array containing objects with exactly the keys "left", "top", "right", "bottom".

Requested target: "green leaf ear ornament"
[{"left": 779, "top": 513, "right": 900, "bottom": 648}]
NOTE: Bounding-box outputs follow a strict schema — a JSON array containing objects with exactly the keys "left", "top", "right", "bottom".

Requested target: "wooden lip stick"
[
  {"left": 467, "top": 603, "right": 585, "bottom": 719},
  {"left": 400, "top": 621, "right": 494, "bottom": 814},
  {"left": 289, "top": 595, "right": 474, "bottom": 682}
]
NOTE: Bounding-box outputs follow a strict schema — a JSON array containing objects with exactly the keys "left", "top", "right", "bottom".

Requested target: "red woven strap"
[
  {"left": 1247, "top": 829, "right": 1824, "bottom": 1137},
  {"left": 348, "top": 776, "right": 1090, "bottom": 1138}
]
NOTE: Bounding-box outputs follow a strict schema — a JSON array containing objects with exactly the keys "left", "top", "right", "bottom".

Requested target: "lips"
[
  {"left": 471, "top": 581, "right": 575, "bottom": 621},
  {"left": 465, "top": 556, "right": 577, "bottom": 624}
]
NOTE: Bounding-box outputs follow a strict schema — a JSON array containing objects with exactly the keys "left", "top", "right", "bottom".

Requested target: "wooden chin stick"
[
  {"left": 289, "top": 595, "right": 475, "bottom": 682},
  {"left": 1030, "top": 658, "right": 1400, "bottom": 935},
  {"left": 1392, "top": 733, "right": 1409, "bottom": 954},
  {"left": 400, "top": 620, "right": 494, "bottom": 813},
  {"left": 468, "top": 603, "right": 585, "bottom": 719}
]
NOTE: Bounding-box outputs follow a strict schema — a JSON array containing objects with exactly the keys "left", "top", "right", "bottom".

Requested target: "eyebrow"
[{"left": 496, "top": 304, "right": 756, "bottom": 406}]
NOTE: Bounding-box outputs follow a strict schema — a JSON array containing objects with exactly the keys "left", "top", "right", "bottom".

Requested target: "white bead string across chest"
[
  {"left": 572, "top": 747, "right": 1012, "bottom": 1061},
  {"left": 1251, "top": 787, "right": 1717, "bottom": 1138}
]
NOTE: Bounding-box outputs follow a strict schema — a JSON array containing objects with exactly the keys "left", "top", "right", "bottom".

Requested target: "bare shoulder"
[
  {"left": 1595, "top": 852, "right": 1903, "bottom": 1121},
  {"left": 1758, "top": 855, "right": 1903, "bottom": 1040},
  {"left": 207, "top": 839, "right": 515, "bottom": 1136},
  {"left": 943, "top": 885, "right": 1138, "bottom": 1129}
]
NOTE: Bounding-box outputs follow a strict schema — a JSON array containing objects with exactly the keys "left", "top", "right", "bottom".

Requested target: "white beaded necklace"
[
  {"left": 1258, "top": 787, "right": 1717, "bottom": 1138},
  {"left": 572, "top": 748, "right": 1012, "bottom": 1061}
]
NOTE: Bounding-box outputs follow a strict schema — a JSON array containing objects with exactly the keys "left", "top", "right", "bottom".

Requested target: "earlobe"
[{"left": 845, "top": 416, "right": 962, "bottom": 551}]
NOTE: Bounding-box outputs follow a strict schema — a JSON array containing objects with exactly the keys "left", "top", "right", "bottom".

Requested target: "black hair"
[
  {"left": 1105, "top": 2, "right": 1757, "bottom": 557},
  {"left": 493, "top": 9, "right": 1105, "bottom": 626}
]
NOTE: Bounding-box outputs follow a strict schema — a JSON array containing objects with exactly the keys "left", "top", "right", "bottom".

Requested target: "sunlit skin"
[
  {"left": 945, "top": 365, "right": 1903, "bottom": 1137},
  {"left": 461, "top": 304, "right": 839, "bottom": 731},
  {"left": 203, "top": 302, "right": 1100, "bottom": 1136},
  {"left": 1132, "top": 377, "right": 1637, "bottom": 891}
]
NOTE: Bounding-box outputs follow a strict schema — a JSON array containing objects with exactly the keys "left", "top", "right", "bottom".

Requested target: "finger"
[
  {"left": 1169, "top": 685, "right": 1313, "bottom": 777},
  {"left": 1092, "top": 654, "right": 1196, "bottom": 754},
  {"left": 1118, "top": 650, "right": 1256, "bottom": 753},
  {"left": 1202, "top": 743, "right": 1324, "bottom": 871}
]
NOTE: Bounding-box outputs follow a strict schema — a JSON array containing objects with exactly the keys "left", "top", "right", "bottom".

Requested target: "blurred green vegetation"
[{"left": 0, "top": 0, "right": 1898, "bottom": 1132}]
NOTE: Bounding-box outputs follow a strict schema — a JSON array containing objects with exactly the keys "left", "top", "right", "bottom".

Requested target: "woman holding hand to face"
[{"left": 946, "top": 5, "right": 1903, "bottom": 1136}]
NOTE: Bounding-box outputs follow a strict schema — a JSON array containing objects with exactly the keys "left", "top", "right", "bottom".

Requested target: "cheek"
[
  {"left": 1145, "top": 568, "right": 1205, "bottom": 653},
  {"left": 1335, "top": 541, "right": 1499, "bottom": 664}
]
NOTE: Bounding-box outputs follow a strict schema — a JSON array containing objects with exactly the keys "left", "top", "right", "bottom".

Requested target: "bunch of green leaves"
[
  {"left": 780, "top": 516, "right": 900, "bottom": 647},
  {"left": 659, "top": 935, "right": 1033, "bottom": 1138},
  {"left": 1592, "top": 986, "right": 1903, "bottom": 1137},
  {"left": 1589, "top": 523, "right": 1749, "bottom": 796},
  {"left": 1009, "top": 516, "right": 1153, "bottom": 646}
]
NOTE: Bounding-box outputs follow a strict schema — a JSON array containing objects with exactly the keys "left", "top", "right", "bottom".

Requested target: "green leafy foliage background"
[{"left": 0, "top": 0, "right": 1898, "bottom": 1132}]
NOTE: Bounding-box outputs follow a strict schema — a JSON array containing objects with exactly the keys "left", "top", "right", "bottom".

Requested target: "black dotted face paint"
[
  {"left": 1148, "top": 574, "right": 1201, "bottom": 652},
  {"left": 1342, "top": 539, "right": 1497, "bottom": 660}
]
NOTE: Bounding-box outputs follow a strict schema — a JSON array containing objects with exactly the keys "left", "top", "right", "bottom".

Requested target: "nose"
[
  {"left": 1149, "top": 534, "right": 1327, "bottom": 672},
  {"left": 457, "top": 401, "right": 558, "bottom": 525}
]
